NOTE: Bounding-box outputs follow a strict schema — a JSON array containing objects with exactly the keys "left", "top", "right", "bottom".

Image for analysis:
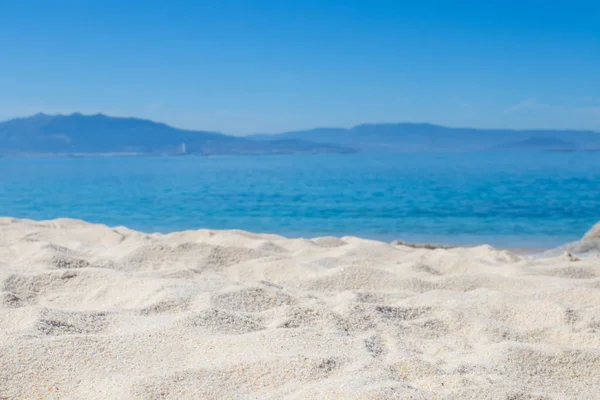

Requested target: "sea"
[{"left": 1, "top": 152, "right": 599, "bottom": 248}]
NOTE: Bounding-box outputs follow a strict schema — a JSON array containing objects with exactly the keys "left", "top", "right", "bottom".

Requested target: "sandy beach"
[{"left": 1, "top": 217, "right": 599, "bottom": 399}]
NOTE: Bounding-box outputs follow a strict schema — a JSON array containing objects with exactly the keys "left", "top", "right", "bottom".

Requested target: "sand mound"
[
  {"left": 582, "top": 221, "right": 600, "bottom": 240},
  {"left": 557, "top": 220, "right": 600, "bottom": 254},
  {"left": 1, "top": 218, "right": 599, "bottom": 399}
]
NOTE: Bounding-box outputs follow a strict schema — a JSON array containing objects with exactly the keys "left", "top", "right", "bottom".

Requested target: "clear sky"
[{"left": 1, "top": 0, "right": 599, "bottom": 134}]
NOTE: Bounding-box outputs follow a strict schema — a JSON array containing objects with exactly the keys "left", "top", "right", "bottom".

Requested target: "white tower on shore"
[{"left": 180, "top": 142, "right": 186, "bottom": 154}]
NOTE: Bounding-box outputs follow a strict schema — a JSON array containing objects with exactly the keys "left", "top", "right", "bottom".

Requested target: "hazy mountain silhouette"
[
  {"left": 0, "top": 113, "right": 354, "bottom": 155},
  {"left": 2, "top": 114, "right": 600, "bottom": 156},
  {"left": 252, "top": 123, "right": 600, "bottom": 152}
]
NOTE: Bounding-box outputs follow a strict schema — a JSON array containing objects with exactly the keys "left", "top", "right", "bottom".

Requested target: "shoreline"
[
  {"left": 0, "top": 215, "right": 578, "bottom": 254},
  {"left": 0, "top": 215, "right": 575, "bottom": 253}
]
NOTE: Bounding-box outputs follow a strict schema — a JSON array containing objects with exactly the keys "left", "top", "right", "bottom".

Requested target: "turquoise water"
[{"left": 1, "top": 153, "right": 599, "bottom": 247}]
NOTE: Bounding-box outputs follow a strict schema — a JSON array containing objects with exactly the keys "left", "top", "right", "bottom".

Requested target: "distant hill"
[
  {"left": 252, "top": 123, "right": 600, "bottom": 152},
  {"left": 3, "top": 114, "right": 600, "bottom": 156},
  {"left": 0, "top": 113, "right": 354, "bottom": 156}
]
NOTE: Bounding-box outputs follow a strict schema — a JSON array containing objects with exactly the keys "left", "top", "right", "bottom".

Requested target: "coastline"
[
  {"left": 1, "top": 217, "right": 599, "bottom": 398},
  {"left": 2, "top": 152, "right": 598, "bottom": 253}
]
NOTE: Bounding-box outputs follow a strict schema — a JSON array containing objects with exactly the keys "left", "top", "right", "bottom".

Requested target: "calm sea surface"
[{"left": 1, "top": 152, "right": 599, "bottom": 247}]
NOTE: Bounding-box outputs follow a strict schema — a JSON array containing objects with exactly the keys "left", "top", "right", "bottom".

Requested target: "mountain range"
[
  {"left": 0, "top": 113, "right": 354, "bottom": 156},
  {"left": 1, "top": 113, "right": 599, "bottom": 156},
  {"left": 251, "top": 123, "right": 600, "bottom": 152}
]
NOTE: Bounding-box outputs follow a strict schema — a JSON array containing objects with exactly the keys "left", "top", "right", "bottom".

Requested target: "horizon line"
[{"left": 3, "top": 112, "right": 599, "bottom": 136}]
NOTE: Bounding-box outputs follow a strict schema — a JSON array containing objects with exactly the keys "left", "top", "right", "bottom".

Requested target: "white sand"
[{"left": 1, "top": 218, "right": 599, "bottom": 399}]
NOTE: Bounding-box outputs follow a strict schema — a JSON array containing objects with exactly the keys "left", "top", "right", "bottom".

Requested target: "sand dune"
[{"left": 1, "top": 218, "right": 599, "bottom": 399}]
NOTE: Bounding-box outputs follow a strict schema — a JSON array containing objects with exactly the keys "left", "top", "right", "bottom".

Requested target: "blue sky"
[{"left": 1, "top": 0, "right": 599, "bottom": 134}]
